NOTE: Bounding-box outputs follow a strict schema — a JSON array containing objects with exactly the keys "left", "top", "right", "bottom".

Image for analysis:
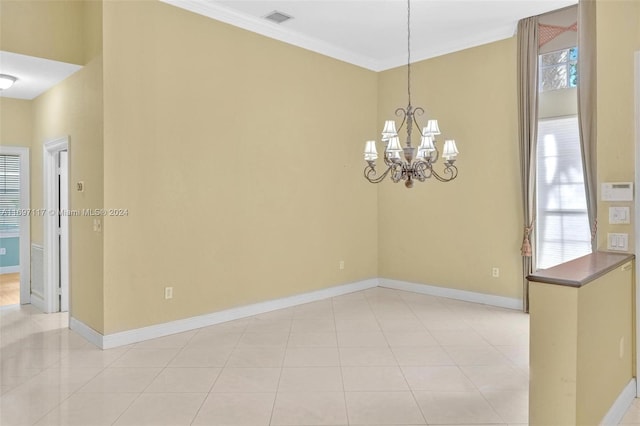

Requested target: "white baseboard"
[
  {"left": 600, "top": 378, "right": 636, "bottom": 425},
  {"left": 86, "top": 278, "right": 379, "bottom": 349},
  {"left": 0, "top": 266, "right": 20, "bottom": 274},
  {"left": 70, "top": 317, "right": 104, "bottom": 348},
  {"left": 70, "top": 277, "right": 526, "bottom": 349},
  {"left": 380, "top": 278, "right": 524, "bottom": 311}
]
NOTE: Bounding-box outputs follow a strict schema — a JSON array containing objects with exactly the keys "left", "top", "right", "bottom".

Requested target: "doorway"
[
  {"left": 0, "top": 146, "right": 30, "bottom": 308},
  {"left": 43, "top": 137, "right": 69, "bottom": 313}
]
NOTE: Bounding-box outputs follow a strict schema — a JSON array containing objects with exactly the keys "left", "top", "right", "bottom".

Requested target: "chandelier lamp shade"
[{"left": 363, "top": 0, "right": 459, "bottom": 188}]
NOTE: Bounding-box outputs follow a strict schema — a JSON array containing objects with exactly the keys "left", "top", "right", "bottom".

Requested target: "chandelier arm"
[
  {"left": 413, "top": 162, "right": 432, "bottom": 181},
  {"left": 364, "top": 164, "right": 394, "bottom": 184},
  {"left": 412, "top": 107, "right": 425, "bottom": 130},
  {"left": 391, "top": 163, "right": 405, "bottom": 181},
  {"left": 430, "top": 164, "right": 459, "bottom": 182},
  {"left": 395, "top": 107, "right": 408, "bottom": 133}
]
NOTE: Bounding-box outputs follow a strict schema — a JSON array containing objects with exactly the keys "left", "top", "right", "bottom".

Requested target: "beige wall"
[
  {"left": 596, "top": 0, "right": 640, "bottom": 251},
  {"left": 27, "top": 1, "right": 105, "bottom": 332},
  {"left": 377, "top": 38, "right": 523, "bottom": 299},
  {"left": 101, "top": 1, "right": 378, "bottom": 333},
  {"left": 31, "top": 55, "right": 105, "bottom": 332},
  {"left": 0, "top": 98, "right": 32, "bottom": 147},
  {"left": 529, "top": 260, "right": 633, "bottom": 425},
  {"left": 1, "top": 0, "right": 637, "bottom": 338},
  {"left": 0, "top": 0, "right": 85, "bottom": 65}
]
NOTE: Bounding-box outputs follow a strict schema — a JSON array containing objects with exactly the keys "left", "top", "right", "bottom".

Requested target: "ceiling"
[
  {"left": 0, "top": 0, "right": 577, "bottom": 100},
  {"left": 161, "top": 0, "right": 578, "bottom": 71},
  {"left": 0, "top": 51, "right": 82, "bottom": 100}
]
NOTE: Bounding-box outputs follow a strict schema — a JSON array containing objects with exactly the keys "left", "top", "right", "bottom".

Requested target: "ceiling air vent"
[{"left": 264, "top": 11, "right": 293, "bottom": 24}]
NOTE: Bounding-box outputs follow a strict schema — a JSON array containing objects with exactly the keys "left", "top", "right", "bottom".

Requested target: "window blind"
[
  {"left": 536, "top": 116, "right": 591, "bottom": 269},
  {"left": 0, "top": 155, "right": 21, "bottom": 232}
]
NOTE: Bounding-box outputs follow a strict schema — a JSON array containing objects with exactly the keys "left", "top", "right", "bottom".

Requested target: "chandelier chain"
[{"left": 407, "top": 0, "right": 411, "bottom": 105}]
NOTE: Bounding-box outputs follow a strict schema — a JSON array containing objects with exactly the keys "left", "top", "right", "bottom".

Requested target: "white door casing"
[
  {"left": 43, "top": 136, "right": 69, "bottom": 313},
  {"left": 59, "top": 151, "right": 69, "bottom": 312},
  {"left": 634, "top": 50, "right": 640, "bottom": 396}
]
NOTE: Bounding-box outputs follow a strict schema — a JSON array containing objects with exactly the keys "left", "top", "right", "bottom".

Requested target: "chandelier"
[{"left": 363, "top": 0, "right": 459, "bottom": 188}]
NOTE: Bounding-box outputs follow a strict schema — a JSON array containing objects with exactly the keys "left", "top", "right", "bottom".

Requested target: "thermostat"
[{"left": 602, "top": 182, "right": 633, "bottom": 201}]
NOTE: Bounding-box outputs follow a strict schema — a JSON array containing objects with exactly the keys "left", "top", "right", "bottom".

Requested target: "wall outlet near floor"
[
  {"left": 0, "top": 248, "right": 6, "bottom": 255},
  {"left": 491, "top": 267, "right": 500, "bottom": 278},
  {"left": 164, "top": 286, "right": 173, "bottom": 299},
  {"left": 339, "top": 260, "right": 345, "bottom": 270}
]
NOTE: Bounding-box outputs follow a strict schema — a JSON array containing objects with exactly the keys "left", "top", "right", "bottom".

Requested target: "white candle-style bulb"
[
  {"left": 417, "top": 135, "right": 435, "bottom": 161},
  {"left": 381, "top": 120, "right": 398, "bottom": 141},
  {"left": 423, "top": 120, "right": 441, "bottom": 136},
  {"left": 364, "top": 140, "right": 378, "bottom": 161},
  {"left": 386, "top": 136, "right": 403, "bottom": 153},
  {"left": 443, "top": 139, "right": 459, "bottom": 160},
  {"left": 419, "top": 135, "right": 436, "bottom": 152}
]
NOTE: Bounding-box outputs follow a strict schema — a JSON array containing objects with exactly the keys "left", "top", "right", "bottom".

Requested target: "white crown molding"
[
  {"left": 159, "top": 0, "right": 519, "bottom": 72},
  {"left": 159, "top": 0, "right": 384, "bottom": 71},
  {"left": 379, "top": 23, "right": 517, "bottom": 70}
]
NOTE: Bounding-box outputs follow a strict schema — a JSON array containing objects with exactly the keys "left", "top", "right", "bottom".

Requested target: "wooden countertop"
[{"left": 527, "top": 251, "right": 634, "bottom": 288}]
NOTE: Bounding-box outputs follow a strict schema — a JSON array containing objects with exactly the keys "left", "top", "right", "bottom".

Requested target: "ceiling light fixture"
[
  {"left": 0, "top": 74, "right": 17, "bottom": 90},
  {"left": 363, "top": 0, "right": 459, "bottom": 188}
]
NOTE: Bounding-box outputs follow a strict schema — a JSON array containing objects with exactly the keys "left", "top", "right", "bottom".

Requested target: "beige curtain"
[
  {"left": 577, "top": 0, "right": 598, "bottom": 251},
  {"left": 517, "top": 17, "right": 539, "bottom": 313}
]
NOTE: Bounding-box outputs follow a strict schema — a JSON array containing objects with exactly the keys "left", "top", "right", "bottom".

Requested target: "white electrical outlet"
[
  {"left": 492, "top": 267, "right": 500, "bottom": 278},
  {"left": 339, "top": 260, "right": 345, "bottom": 270},
  {"left": 619, "top": 337, "right": 625, "bottom": 359},
  {"left": 0, "top": 248, "right": 6, "bottom": 255},
  {"left": 164, "top": 287, "right": 173, "bottom": 299}
]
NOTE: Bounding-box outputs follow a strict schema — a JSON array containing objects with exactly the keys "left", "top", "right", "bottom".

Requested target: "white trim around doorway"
[{"left": 43, "top": 136, "right": 69, "bottom": 314}]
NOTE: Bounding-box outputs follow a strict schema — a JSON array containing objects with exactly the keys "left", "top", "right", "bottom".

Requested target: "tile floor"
[{"left": 0, "top": 286, "right": 621, "bottom": 425}]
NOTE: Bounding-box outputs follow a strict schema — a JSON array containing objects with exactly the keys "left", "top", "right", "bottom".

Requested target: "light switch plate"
[
  {"left": 607, "top": 233, "right": 629, "bottom": 251},
  {"left": 609, "top": 206, "right": 630, "bottom": 224}
]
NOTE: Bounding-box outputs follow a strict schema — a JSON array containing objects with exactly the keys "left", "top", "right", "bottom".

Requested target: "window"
[
  {"left": 536, "top": 116, "right": 591, "bottom": 269},
  {"left": 539, "top": 47, "right": 578, "bottom": 92},
  {"left": 0, "top": 155, "right": 21, "bottom": 233}
]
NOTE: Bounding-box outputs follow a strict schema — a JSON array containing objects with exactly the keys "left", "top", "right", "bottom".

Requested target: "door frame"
[
  {"left": 43, "top": 136, "right": 69, "bottom": 313},
  {"left": 0, "top": 145, "right": 30, "bottom": 304},
  {"left": 634, "top": 50, "right": 640, "bottom": 396}
]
